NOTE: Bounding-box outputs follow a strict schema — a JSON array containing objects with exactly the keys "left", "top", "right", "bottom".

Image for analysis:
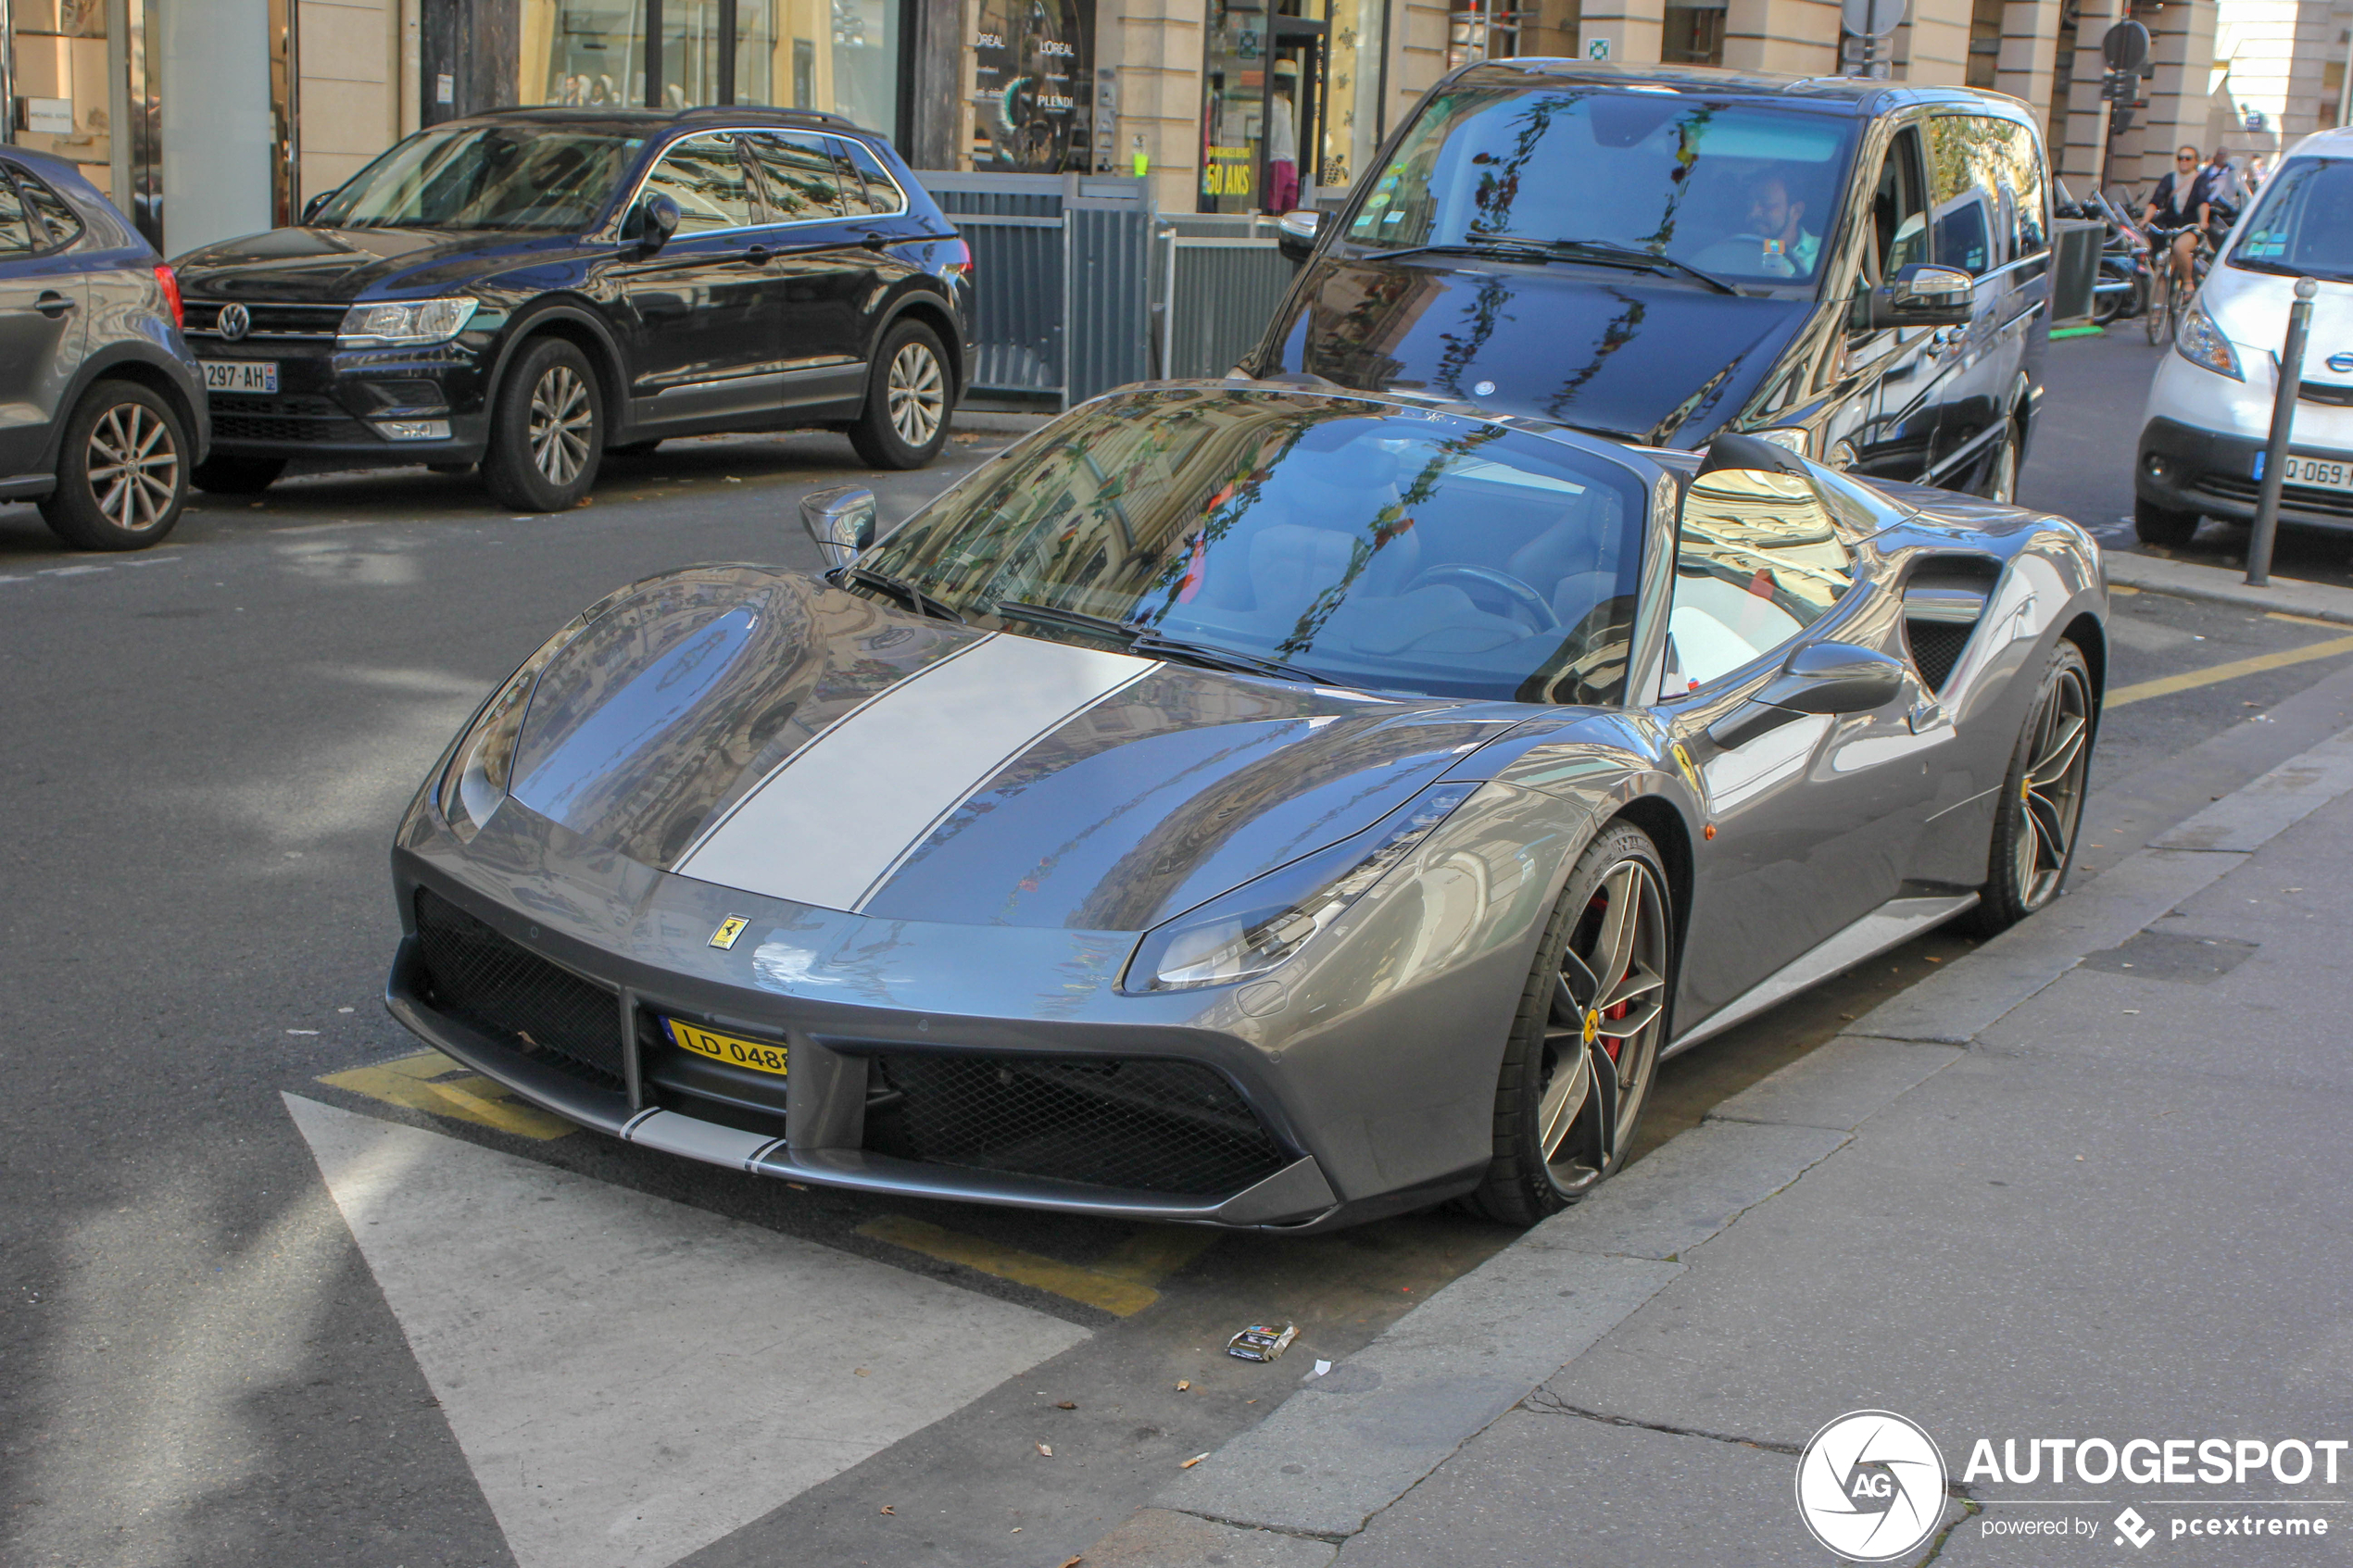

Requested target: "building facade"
[{"left": 3, "top": 0, "right": 2344, "bottom": 253}]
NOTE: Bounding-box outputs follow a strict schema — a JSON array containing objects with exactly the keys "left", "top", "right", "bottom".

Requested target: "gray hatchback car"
[{"left": 0, "top": 147, "right": 207, "bottom": 550}]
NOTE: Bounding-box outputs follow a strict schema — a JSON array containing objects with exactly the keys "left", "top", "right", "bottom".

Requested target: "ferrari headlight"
[
  {"left": 339, "top": 296, "right": 479, "bottom": 347},
  {"left": 2174, "top": 298, "right": 2244, "bottom": 382},
  {"left": 1126, "top": 783, "right": 1481, "bottom": 992},
  {"left": 435, "top": 616, "right": 590, "bottom": 840}
]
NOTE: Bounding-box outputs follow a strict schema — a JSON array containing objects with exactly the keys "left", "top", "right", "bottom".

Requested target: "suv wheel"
[
  {"left": 191, "top": 455, "right": 286, "bottom": 495},
  {"left": 483, "top": 337, "right": 602, "bottom": 511},
  {"left": 41, "top": 382, "right": 189, "bottom": 551},
  {"left": 2133, "top": 496, "right": 2200, "bottom": 547},
  {"left": 849, "top": 320, "right": 950, "bottom": 470}
]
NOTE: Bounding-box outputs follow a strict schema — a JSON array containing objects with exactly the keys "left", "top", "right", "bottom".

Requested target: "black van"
[{"left": 1252, "top": 65, "right": 2051, "bottom": 501}]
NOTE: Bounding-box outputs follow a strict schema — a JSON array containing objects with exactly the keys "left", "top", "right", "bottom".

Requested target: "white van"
[{"left": 2134, "top": 126, "right": 2353, "bottom": 545}]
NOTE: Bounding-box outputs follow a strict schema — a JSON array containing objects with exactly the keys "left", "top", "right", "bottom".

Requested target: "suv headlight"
[
  {"left": 1123, "top": 783, "right": 1481, "bottom": 992},
  {"left": 435, "top": 615, "right": 592, "bottom": 840},
  {"left": 340, "top": 296, "right": 479, "bottom": 347},
  {"left": 2174, "top": 298, "right": 2244, "bottom": 381}
]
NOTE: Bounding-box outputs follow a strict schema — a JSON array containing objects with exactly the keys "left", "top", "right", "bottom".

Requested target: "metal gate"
[{"left": 1156, "top": 215, "right": 1302, "bottom": 382}]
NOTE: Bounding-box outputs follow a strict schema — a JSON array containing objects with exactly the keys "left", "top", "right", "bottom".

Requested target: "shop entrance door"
[
  {"left": 1197, "top": 1, "right": 1326, "bottom": 214},
  {"left": 1262, "top": 30, "right": 1325, "bottom": 215}
]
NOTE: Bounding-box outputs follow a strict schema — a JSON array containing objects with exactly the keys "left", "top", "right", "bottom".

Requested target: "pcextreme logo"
[{"left": 1796, "top": 1410, "right": 1950, "bottom": 1562}]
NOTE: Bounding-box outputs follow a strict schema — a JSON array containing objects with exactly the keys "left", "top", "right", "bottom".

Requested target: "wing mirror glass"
[
  {"left": 301, "top": 190, "right": 336, "bottom": 225},
  {"left": 1276, "top": 207, "right": 1320, "bottom": 263},
  {"left": 799, "top": 484, "right": 877, "bottom": 570},
  {"left": 1874, "top": 262, "right": 1973, "bottom": 328},
  {"left": 630, "top": 192, "right": 681, "bottom": 255}
]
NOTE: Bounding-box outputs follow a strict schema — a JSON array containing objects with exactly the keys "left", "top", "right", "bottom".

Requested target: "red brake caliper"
[{"left": 1586, "top": 892, "right": 1629, "bottom": 1062}]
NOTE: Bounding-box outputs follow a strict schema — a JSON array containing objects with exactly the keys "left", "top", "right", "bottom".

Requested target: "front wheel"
[
  {"left": 1470, "top": 822, "right": 1673, "bottom": 1227},
  {"left": 849, "top": 320, "right": 951, "bottom": 470},
  {"left": 482, "top": 336, "right": 603, "bottom": 512},
  {"left": 1966, "top": 641, "right": 2094, "bottom": 935},
  {"left": 1979, "top": 419, "right": 2020, "bottom": 505},
  {"left": 2145, "top": 267, "right": 2171, "bottom": 345},
  {"left": 40, "top": 382, "right": 188, "bottom": 550}
]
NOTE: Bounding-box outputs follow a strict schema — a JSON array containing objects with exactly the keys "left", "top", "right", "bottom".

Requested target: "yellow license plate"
[{"left": 665, "top": 1019, "right": 788, "bottom": 1077}]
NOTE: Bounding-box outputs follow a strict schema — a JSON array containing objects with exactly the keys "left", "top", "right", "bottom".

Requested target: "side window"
[
  {"left": 830, "top": 136, "right": 907, "bottom": 218},
  {"left": 640, "top": 133, "right": 755, "bottom": 234},
  {"left": 2001, "top": 121, "right": 2049, "bottom": 257},
  {"left": 745, "top": 131, "right": 846, "bottom": 222},
  {"left": 0, "top": 175, "right": 35, "bottom": 257},
  {"left": 1869, "top": 126, "right": 1931, "bottom": 282},
  {"left": 1927, "top": 115, "right": 2011, "bottom": 275},
  {"left": 17, "top": 172, "right": 82, "bottom": 248},
  {"left": 1664, "top": 466, "right": 1856, "bottom": 691}
]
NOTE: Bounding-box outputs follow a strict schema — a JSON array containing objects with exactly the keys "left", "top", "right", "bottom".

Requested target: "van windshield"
[
  {"left": 1345, "top": 87, "right": 1857, "bottom": 297},
  {"left": 313, "top": 125, "right": 639, "bottom": 232},
  {"left": 2228, "top": 157, "right": 2353, "bottom": 282}
]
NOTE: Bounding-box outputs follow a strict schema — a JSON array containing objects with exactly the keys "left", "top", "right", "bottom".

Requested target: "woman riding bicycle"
[{"left": 2143, "top": 144, "right": 2220, "bottom": 294}]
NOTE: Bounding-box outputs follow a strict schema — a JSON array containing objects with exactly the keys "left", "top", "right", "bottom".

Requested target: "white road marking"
[
  {"left": 675, "top": 633, "right": 1151, "bottom": 911},
  {"left": 283, "top": 1094, "right": 1089, "bottom": 1568}
]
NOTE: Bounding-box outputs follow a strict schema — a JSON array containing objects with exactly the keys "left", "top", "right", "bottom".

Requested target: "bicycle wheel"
[{"left": 2145, "top": 265, "right": 2171, "bottom": 344}]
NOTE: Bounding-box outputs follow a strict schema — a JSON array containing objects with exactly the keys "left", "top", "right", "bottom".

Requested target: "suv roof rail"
[{"left": 674, "top": 104, "right": 862, "bottom": 131}]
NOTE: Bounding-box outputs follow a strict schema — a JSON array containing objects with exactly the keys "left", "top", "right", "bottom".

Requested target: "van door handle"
[
  {"left": 34, "top": 291, "right": 73, "bottom": 318},
  {"left": 740, "top": 245, "right": 772, "bottom": 266}
]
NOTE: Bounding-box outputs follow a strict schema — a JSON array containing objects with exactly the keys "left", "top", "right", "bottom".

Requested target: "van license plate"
[
  {"left": 202, "top": 360, "right": 278, "bottom": 394},
  {"left": 2277, "top": 455, "right": 2353, "bottom": 495}
]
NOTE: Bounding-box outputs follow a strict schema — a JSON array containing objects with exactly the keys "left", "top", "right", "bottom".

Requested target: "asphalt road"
[{"left": 5, "top": 411, "right": 2353, "bottom": 1568}]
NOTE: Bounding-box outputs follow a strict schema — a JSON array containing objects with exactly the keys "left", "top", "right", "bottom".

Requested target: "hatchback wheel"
[
  {"left": 1472, "top": 822, "right": 1672, "bottom": 1226},
  {"left": 1967, "top": 641, "right": 2094, "bottom": 935},
  {"left": 483, "top": 337, "right": 602, "bottom": 511},
  {"left": 41, "top": 382, "right": 188, "bottom": 551},
  {"left": 849, "top": 320, "right": 951, "bottom": 470}
]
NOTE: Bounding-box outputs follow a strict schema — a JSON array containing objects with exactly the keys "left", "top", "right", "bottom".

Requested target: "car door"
[
  {"left": 610, "top": 132, "right": 777, "bottom": 430},
  {"left": 741, "top": 130, "right": 889, "bottom": 411},
  {"left": 1650, "top": 458, "right": 1944, "bottom": 1034},
  {"left": 1830, "top": 121, "right": 1955, "bottom": 484},
  {"left": 0, "top": 168, "right": 87, "bottom": 477},
  {"left": 1920, "top": 112, "right": 2048, "bottom": 489}
]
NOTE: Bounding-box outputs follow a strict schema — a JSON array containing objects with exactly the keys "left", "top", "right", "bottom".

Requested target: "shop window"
[
  {"left": 1966, "top": 0, "right": 2005, "bottom": 91},
  {"left": 9, "top": 0, "right": 112, "bottom": 175},
  {"left": 1660, "top": 2, "right": 1726, "bottom": 66}
]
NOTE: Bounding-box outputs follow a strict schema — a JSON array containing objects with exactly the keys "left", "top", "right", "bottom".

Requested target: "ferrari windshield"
[
  {"left": 860, "top": 388, "right": 1651, "bottom": 704},
  {"left": 1346, "top": 87, "right": 1856, "bottom": 296},
  {"left": 312, "top": 125, "right": 640, "bottom": 232}
]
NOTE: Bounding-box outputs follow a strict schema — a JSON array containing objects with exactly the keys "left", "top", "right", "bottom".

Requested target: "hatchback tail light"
[
  {"left": 943, "top": 238, "right": 974, "bottom": 285},
  {"left": 154, "top": 264, "right": 183, "bottom": 330}
]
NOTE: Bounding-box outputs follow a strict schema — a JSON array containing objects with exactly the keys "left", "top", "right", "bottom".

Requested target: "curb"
[
  {"left": 2104, "top": 550, "right": 2353, "bottom": 626},
  {"left": 1078, "top": 718, "right": 2353, "bottom": 1562}
]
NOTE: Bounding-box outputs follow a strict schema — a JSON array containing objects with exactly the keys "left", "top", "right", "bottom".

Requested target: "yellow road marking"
[
  {"left": 2109, "top": 583, "right": 2141, "bottom": 596},
  {"left": 2265, "top": 610, "right": 2347, "bottom": 629},
  {"left": 2106, "top": 633, "right": 2353, "bottom": 709},
  {"left": 318, "top": 1050, "right": 577, "bottom": 1141},
  {"left": 858, "top": 1214, "right": 1217, "bottom": 1316}
]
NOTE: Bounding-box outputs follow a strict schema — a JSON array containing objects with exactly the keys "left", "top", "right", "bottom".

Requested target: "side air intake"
[{"left": 1902, "top": 558, "right": 2000, "bottom": 695}]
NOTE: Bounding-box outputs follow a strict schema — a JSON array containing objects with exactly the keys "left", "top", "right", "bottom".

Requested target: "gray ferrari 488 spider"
[{"left": 387, "top": 383, "right": 2103, "bottom": 1231}]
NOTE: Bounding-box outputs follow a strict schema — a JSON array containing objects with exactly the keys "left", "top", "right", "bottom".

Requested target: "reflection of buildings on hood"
[{"left": 1301, "top": 267, "right": 1447, "bottom": 392}]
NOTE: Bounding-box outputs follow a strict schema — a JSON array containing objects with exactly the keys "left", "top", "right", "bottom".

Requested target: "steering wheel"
[{"left": 1402, "top": 564, "right": 1559, "bottom": 633}]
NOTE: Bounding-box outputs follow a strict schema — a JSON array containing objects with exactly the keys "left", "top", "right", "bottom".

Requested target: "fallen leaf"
[
  {"left": 1060, "top": 1558, "right": 1085, "bottom": 1568},
  {"left": 854, "top": 1367, "right": 871, "bottom": 1376},
  {"left": 1181, "top": 1453, "right": 1209, "bottom": 1468},
  {"left": 879, "top": 1505, "right": 895, "bottom": 1515},
  {"left": 1036, "top": 1442, "right": 1053, "bottom": 1457},
  {"left": 1175, "top": 1380, "right": 1190, "bottom": 1392},
  {"left": 1055, "top": 1400, "right": 1076, "bottom": 1410}
]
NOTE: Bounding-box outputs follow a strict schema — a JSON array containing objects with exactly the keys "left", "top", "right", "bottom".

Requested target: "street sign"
[
  {"left": 2101, "top": 19, "right": 2149, "bottom": 73},
  {"left": 1841, "top": 0, "right": 1904, "bottom": 37},
  {"left": 1588, "top": 35, "right": 1610, "bottom": 59}
]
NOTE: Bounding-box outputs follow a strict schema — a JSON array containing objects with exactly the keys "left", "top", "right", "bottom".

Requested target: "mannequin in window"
[{"left": 1266, "top": 58, "right": 1301, "bottom": 214}]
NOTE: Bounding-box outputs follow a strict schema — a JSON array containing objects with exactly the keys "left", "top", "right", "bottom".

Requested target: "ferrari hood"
[{"left": 504, "top": 569, "right": 1528, "bottom": 932}]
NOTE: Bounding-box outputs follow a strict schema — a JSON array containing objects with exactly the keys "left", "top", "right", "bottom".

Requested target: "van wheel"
[
  {"left": 483, "top": 337, "right": 603, "bottom": 511},
  {"left": 41, "top": 382, "right": 189, "bottom": 550},
  {"left": 849, "top": 320, "right": 950, "bottom": 470},
  {"left": 2133, "top": 496, "right": 2200, "bottom": 547},
  {"left": 191, "top": 455, "right": 285, "bottom": 495}
]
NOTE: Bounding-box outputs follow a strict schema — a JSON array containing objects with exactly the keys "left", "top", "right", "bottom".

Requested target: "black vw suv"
[{"left": 171, "top": 107, "right": 971, "bottom": 511}]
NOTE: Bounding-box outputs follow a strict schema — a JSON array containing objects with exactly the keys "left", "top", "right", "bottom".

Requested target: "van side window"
[
  {"left": 1663, "top": 466, "right": 1857, "bottom": 691},
  {"left": 1927, "top": 115, "right": 2025, "bottom": 275},
  {"left": 1869, "top": 127, "right": 1931, "bottom": 283}
]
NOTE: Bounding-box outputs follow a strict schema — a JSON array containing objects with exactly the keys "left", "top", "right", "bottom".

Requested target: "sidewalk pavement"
[
  {"left": 2104, "top": 550, "right": 2353, "bottom": 627},
  {"left": 1079, "top": 720, "right": 2353, "bottom": 1565}
]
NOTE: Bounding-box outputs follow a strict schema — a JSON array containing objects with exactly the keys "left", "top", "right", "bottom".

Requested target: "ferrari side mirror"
[
  {"left": 799, "top": 484, "right": 876, "bottom": 570},
  {"left": 1761, "top": 641, "right": 1907, "bottom": 714}
]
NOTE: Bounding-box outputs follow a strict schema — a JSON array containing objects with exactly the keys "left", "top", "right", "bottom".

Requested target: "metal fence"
[{"left": 914, "top": 173, "right": 1302, "bottom": 407}]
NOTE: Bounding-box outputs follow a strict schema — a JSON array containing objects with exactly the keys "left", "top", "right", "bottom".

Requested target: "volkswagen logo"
[
  {"left": 2327, "top": 351, "right": 2353, "bottom": 376},
  {"left": 1795, "top": 1410, "right": 1949, "bottom": 1562},
  {"left": 218, "top": 302, "right": 251, "bottom": 342}
]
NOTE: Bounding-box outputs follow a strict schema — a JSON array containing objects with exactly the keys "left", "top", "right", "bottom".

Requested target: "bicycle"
[{"left": 2143, "top": 220, "right": 2214, "bottom": 345}]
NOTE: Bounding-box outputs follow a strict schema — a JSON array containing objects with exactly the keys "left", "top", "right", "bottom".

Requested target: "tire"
[
  {"left": 1964, "top": 640, "right": 2094, "bottom": 936},
  {"left": 39, "top": 382, "right": 189, "bottom": 551},
  {"left": 1469, "top": 821, "right": 1674, "bottom": 1227},
  {"left": 848, "top": 319, "right": 951, "bottom": 470},
  {"left": 2145, "top": 266, "right": 2171, "bottom": 345},
  {"left": 481, "top": 336, "right": 603, "bottom": 512},
  {"left": 190, "top": 454, "right": 285, "bottom": 495},
  {"left": 1979, "top": 418, "right": 2020, "bottom": 505},
  {"left": 2133, "top": 495, "right": 2200, "bottom": 547}
]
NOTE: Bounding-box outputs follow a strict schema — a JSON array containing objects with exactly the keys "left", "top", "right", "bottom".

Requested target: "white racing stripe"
[{"left": 674, "top": 633, "right": 1154, "bottom": 912}]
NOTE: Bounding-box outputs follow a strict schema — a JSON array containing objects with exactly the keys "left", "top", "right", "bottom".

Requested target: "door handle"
[
  {"left": 741, "top": 245, "right": 772, "bottom": 265},
  {"left": 34, "top": 291, "right": 74, "bottom": 318},
  {"left": 861, "top": 232, "right": 889, "bottom": 251}
]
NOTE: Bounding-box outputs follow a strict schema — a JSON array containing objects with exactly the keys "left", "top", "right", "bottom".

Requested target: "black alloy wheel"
[
  {"left": 1967, "top": 640, "right": 2095, "bottom": 934},
  {"left": 190, "top": 454, "right": 286, "bottom": 495},
  {"left": 849, "top": 319, "right": 951, "bottom": 470},
  {"left": 41, "top": 382, "right": 188, "bottom": 550},
  {"left": 1473, "top": 821, "right": 1673, "bottom": 1226},
  {"left": 483, "top": 336, "right": 603, "bottom": 512}
]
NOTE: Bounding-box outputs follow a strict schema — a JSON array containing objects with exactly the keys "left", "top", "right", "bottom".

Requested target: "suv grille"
[
  {"left": 209, "top": 394, "right": 371, "bottom": 444},
  {"left": 188, "top": 301, "right": 346, "bottom": 340},
  {"left": 410, "top": 888, "right": 625, "bottom": 1089},
  {"left": 863, "top": 1053, "right": 1290, "bottom": 1196}
]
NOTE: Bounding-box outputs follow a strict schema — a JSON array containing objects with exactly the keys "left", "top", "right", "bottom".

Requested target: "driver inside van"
[{"left": 1744, "top": 173, "right": 1820, "bottom": 277}]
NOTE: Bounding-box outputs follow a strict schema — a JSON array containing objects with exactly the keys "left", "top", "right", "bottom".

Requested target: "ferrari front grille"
[
  {"left": 862, "top": 1053, "right": 1290, "bottom": 1197},
  {"left": 410, "top": 888, "right": 625, "bottom": 1089}
]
